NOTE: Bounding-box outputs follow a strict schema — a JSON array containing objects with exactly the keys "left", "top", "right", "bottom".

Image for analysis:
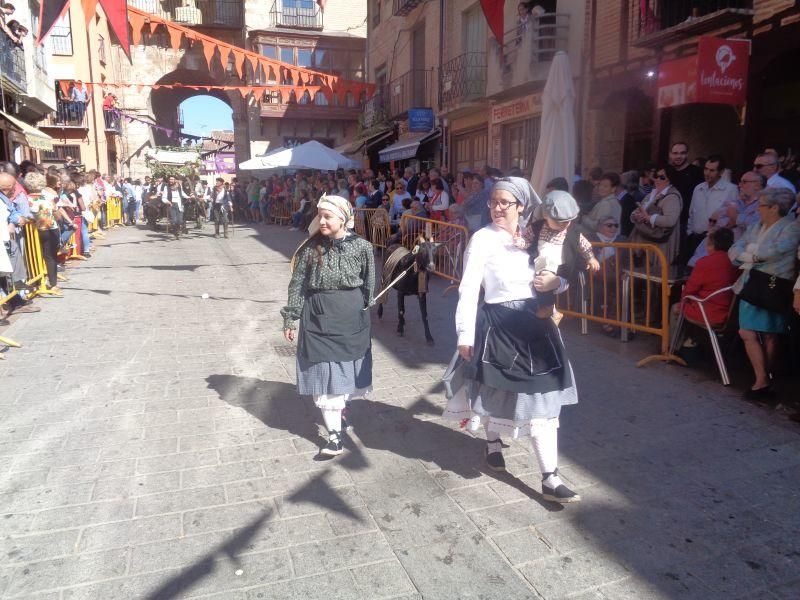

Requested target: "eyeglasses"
[
  {"left": 655, "top": 174, "right": 668, "bottom": 180},
  {"left": 487, "top": 199, "right": 520, "bottom": 210},
  {"left": 757, "top": 203, "right": 773, "bottom": 208}
]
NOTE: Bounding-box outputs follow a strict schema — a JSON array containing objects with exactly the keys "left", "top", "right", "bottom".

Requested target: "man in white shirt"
[
  {"left": 754, "top": 152, "right": 796, "bottom": 193},
  {"left": 687, "top": 155, "right": 738, "bottom": 240},
  {"left": 161, "top": 176, "right": 187, "bottom": 239}
]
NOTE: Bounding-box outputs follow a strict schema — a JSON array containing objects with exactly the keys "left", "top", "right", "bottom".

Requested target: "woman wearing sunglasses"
[{"left": 629, "top": 166, "right": 683, "bottom": 266}]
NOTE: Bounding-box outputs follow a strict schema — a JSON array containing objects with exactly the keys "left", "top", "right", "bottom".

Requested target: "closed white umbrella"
[
  {"left": 256, "top": 140, "right": 360, "bottom": 171},
  {"left": 530, "top": 51, "right": 576, "bottom": 196},
  {"left": 237, "top": 146, "right": 288, "bottom": 170}
]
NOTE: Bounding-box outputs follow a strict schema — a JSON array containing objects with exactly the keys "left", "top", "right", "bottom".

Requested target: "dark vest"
[{"left": 526, "top": 220, "right": 587, "bottom": 282}]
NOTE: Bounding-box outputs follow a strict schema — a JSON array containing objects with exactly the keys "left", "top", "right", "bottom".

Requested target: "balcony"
[
  {"left": 632, "top": 0, "right": 754, "bottom": 48},
  {"left": 127, "top": 0, "right": 243, "bottom": 29},
  {"left": 486, "top": 12, "right": 569, "bottom": 99},
  {"left": 393, "top": 0, "right": 425, "bottom": 17},
  {"left": 260, "top": 91, "right": 362, "bottom": 120},
  {"left": 269, "top": 0, "right": 323, "bottom": 30},
  {"left": 104, "top": 109, "right": 122, "bottom": 134},
  {"left": 39, "top": 101, "right": 89, "bottom": 129},
  {"left": 49, "top": 24, "right": 73, "bottom": 55},
  {"left": 362, "top": 69, "right": 433, "bottom": 129},
  {"left": 0, "top": 30, "right": 26, "bottom": 94},
  {"left": 439, "top": 52, "right": 487, "bottom": 112}
]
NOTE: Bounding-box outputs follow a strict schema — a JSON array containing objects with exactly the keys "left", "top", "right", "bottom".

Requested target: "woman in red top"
[{"left": 679, "top": 227, "right": 739, "bottom": 325}]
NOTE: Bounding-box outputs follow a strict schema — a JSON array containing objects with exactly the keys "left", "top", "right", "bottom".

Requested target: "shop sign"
[
  {"left": 491, "top": 93, "right": 542, "bottom": 125},
  {"left": 408, "top": 108, "right": 434, "bottom": 132},
  {"left": 657, "top": 36, "right": 750, "bottom": 109},
  {"left": 202, "top": 152, "right": 236, "bottom": 174}
]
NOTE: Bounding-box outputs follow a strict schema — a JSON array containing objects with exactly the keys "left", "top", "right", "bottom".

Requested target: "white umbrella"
[
  {"left": 530, "top": 51, "right": 576, "bottom": 196},
  {"left": 237, "top": 146, "right": 288, "bottom": 170},
  {"left": 256, "top": 140, "right": 361, "bottom": 171}
]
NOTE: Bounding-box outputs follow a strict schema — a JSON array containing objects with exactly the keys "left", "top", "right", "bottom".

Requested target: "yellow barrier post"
[
  {"left": 556, "top": 241, "right": 686, "bottom": 368},
  {"left": 22, "top": 223, "right": 62, "bottom": 298}
]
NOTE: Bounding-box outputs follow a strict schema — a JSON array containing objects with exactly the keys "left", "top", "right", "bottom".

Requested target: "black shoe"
[
  {"left": 744, "top": 386, "right": 776, "bottom": 401},
  {"left": 319, "top": 431, "right": 343, "bottom": 457},
  {"left": 485, "top": 445, "right": 506, "bottom": 472},
  {"left": 542, "top": 469, "right": 581, "bottom": 503}
]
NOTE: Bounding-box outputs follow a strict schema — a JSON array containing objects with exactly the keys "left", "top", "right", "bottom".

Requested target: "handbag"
[
  {"left": 737, "top": 268, "right": 794, "bottom": 315},
  {"left": 633, "top": 192, "right": 676, "bottom": 243},
  {"left": 81, "top": 209, "right": 95, "bottom": 224}
]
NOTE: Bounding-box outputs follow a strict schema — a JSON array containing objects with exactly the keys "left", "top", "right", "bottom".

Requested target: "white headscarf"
[{"left": 307, "top": 194, "right": 355, "bottom": 235}]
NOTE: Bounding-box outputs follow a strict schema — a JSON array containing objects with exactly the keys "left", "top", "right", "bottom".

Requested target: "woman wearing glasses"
[
  {"left": 443, "top": 177, "right": 582, "bottom": 503},
  {"left": 629, "top": 165, "right": 683, "bottom": 265}
]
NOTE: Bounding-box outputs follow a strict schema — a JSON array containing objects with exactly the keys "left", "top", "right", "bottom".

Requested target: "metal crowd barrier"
[
  {"left": 399, "top": 215, "right": 469, "bottom": 293},
  {"left": 556, "top": 241, "right": 685, "bottom": 367},
  {"left": 269, "top": 196, "right": 292, "bottom": 225},
  {"left": 106, "top": 195, "right": 123, "bottom": 227},
  {"left": 22, "top": 223, "right": 61, "bottom": 298}
]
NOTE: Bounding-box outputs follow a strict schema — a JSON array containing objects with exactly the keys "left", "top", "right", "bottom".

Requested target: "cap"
[{"left": 542, "top": 190, "right": 579, "bottom": 222}]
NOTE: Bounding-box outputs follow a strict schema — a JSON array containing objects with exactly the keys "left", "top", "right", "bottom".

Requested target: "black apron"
[
  {"left": 298, "top": 288, "right": 371, "bottom": 363},
  {"left": 461, "top": 299, "right": 572, "bottom": 395}
]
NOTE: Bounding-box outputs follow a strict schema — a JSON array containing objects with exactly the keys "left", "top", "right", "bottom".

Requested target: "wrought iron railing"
[
  {"left": 440, "top": 52, "right": 486, "bottom": 108},
  {"left": 39, "top": 100, "right": 89, "bottom": 128},
  {"left": 393, "top": 0, "right": 424, "bottom": 17},
  {"left": 500, "top": 12, "right": 569, "bottom": 65},
  {"left": 0, "top": 30, "right": 26, "bottom": 92},
  {"left": 48, "top": 25, "right": 73, "bottom": 55},
  {"left": 634, "top": 0, "right": 752, "bottom": 37},
  {"left": 128, "top": 0, "right": 243, "bottom": 28},
  {"left": 269, "top": 0, "right": 323, "bottom": 30},
  {"left": 362, "top": 88, "right": 388, "bottom": 129},
  {"left": 386, "top": 68, "right": 433, "bottom": 118}
]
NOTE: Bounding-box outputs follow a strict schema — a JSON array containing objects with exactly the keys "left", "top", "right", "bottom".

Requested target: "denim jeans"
[
  {"left": 291, "top": 211, "right": 303, "bottom": 228},
  {"left": 80, "top": 218, "right": 92, "bottom": 254}
]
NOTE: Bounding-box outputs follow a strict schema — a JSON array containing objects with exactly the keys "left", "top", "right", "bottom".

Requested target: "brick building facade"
[{"left": 582, "top": 0, "right": 800, "bottom": 175}]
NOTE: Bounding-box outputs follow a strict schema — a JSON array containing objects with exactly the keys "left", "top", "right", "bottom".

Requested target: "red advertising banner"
[
  {"left": 696, "top": 36, "right": 750, "bottom": 105},
  {"left": 657, "top": 36, "right": 750, "bottom": 109}
]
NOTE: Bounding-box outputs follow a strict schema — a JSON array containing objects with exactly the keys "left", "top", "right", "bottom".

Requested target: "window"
[
  {"left": 280, "top": 47, "right": 294, "bottom": 65},
  {"left": 42, "top": 144, "right": 81, "bottom": 163},
  {"left": 49, "top": 14, "right": 73, "bottom": 55},
  {"left": 297, "top": 48, "right": 312, "bottom": 68},
  {"left": 261, "top": 44, "right": 277, "bottom": 59},
  {"left": 97, "top": 34, "right": 106, "bottom": 64},
  {"left": 314, "top": 91, "right": 328, "bottom": 106},
  {"left": 313, "top": 48, "right": 328, "bottom": 71},
  {"left": 501, "top": 117, "right": 540, "bottom": 173}
]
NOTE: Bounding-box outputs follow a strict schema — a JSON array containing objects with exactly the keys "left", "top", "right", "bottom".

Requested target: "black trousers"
[{"left": 39, "top": 228, "right": 59, "bottom": 288}]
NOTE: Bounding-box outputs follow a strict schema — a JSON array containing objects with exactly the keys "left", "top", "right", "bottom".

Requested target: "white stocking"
[
  {"left": 320, "top": 408, "right": 342, "bottom": 433},
  {"left": 531, "top": 419, "right": 559, "bottom": 475}
]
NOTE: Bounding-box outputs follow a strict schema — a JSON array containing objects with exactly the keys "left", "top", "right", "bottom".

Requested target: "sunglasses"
[
  {"left": 708, "top": 218, "right": 717, "bottom": 224},
  {"left": 655, "top": 174, "right": 668, "bottom": 180}
]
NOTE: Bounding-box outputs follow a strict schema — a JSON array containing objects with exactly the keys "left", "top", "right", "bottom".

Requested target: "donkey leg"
[
  {"left": 377, "top": 302, "right": 383, "bottom": 319},
  {"left": 397, "top": 293, "right": 406, "bottom": 337},
  {"left": 419, "top": 294, "right": 435, "bottom": 344}
]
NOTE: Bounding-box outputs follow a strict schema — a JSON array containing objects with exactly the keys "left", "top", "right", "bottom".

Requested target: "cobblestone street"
[{"left": 1, "top": 223, "right": 799, "bottom": 599}]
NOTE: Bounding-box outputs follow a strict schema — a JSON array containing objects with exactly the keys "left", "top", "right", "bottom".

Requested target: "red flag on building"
[
  {"left": 480, "top": 0, "right": 504, "bottom": 48},
  {"left": 99, "top": 0, "right": 131, "bottom": 58},
  {"left": 37, "top": 0, "right": 70, "bottom": 44}
]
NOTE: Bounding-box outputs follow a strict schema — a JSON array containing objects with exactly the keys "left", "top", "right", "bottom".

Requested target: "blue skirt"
[{"left": 738, "top": 300, "right": 787, "bottom": 334}]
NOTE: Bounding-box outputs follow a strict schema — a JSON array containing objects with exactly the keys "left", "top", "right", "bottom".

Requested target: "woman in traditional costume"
[
  {"left": 281, "top": 196, "right": 375, "bottom": 457},
  {"left": 443, "top": 177, "right": 581, "bottom": 503}
]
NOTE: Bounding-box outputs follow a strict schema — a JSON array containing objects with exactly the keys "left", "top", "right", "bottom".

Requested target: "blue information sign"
[{"left": 408, "top": 108, "right": 434, "bottom": 132}]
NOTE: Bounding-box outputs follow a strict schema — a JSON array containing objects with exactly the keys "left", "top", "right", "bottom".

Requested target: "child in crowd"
[{"left": 523, "top": 190, "right": 599, "bottom": 323}]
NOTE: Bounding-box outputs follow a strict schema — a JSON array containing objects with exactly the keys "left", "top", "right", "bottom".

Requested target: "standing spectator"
[
  {"left": 629, "top": 165, "right": 683, "bottom": 265},
  {"left": 131, "top": 178, "right": 144, "bottom": 225},
  {"left": 754, "top": 152, "right": 796, "bottom": 193},
  {"left": 390, "top": 179, "right": 411, "bottom": 227},
  {"left": 729, "top": 187, "right": 800, "bottom": 399},
  {"left": 429, "top": 167, "right": 450, "bottom": 195},
  {"left": 665, "top": 142, "right": 703, "bottom": 244},
  {"left": 685, "top": 156, "right": 738, "bottom": 258},
  {"left": 71, "top": 81, "right": 90, "bottom": 125},
  {"left": 427, "top": 179, "right": 450, "bottom": 220},
  {"left": 365, "top": 179, "right": 382, "bottom": 209},
  {"left": 404, "top": 166, "right": 418, "bottom": 196},
  {"left": 619, "top": 170, "right": 643, "bottom": 238},
  {"left": 24, "top": 172, "right": 60, "bottom": 291},
  {"left": 639, "top": 162, "right": 656, "bottom": 197},
  {"left": 463, "top": 174, "right": 491, "bottom": 233},
  {"left": 732, "top": 171, "right": 766, "bottom": 237}
]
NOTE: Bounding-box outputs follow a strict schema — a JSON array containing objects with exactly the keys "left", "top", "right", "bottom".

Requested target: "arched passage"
[{"left": 148, "top": 69, "right": 241, "bottom": 146}]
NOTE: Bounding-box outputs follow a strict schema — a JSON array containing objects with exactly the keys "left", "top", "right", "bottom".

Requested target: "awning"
[
  {"left": 144, "top": 148, "right": 200, "bottom": 165},
  {"left": 364, "top": 128, "right": 395, "bottom": 151},
  {"left": 335, "top": 127, "right": 394, "bottom": 156},
  {"left": 334, "top": 138, "right": 365, "bottom": 155},
  {"left": 378, "top": 129, "right": 440, "bottom": 163},
  {"left": 0, "top": 110, "right": 54, "bottom": 151}
]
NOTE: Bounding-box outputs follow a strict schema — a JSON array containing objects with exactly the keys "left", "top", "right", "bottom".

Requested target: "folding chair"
[{"left": 669, "top": 285, "right": 736, "bottom": 385}]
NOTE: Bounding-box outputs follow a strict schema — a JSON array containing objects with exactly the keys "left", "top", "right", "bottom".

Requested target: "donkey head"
[{"left": 412, "top": 234, "right": 437, "bottom": 272}]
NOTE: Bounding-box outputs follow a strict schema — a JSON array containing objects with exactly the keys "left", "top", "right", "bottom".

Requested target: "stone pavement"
[{"left": 1, "top": 222, "right": 799, "bottom": 600}]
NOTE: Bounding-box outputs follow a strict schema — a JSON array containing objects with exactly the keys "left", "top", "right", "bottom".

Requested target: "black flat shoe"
[
  {"left": 485, "top": 445, "right": 506, "bottom": 472},
  {"left": 319, "top": 431, "right": 343, "bottom": 457},
  {"left": 744, "top": 386, "right": 775, "bottom": 401},
  {"left": 542, "top": 469, "right": 581, "bottom": 503}
]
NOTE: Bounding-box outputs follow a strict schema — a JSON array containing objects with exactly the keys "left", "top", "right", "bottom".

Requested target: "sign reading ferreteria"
[
  {"left": 657, "top": 36, "right": 750, "bottom": 109},
  {"left": 490, "top": 93, "right": 542, "bottom": 125}
]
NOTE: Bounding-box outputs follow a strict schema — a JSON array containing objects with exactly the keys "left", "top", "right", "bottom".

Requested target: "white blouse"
[{"left": 455, "top": 224, "right": 567, "bottom": 346}]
